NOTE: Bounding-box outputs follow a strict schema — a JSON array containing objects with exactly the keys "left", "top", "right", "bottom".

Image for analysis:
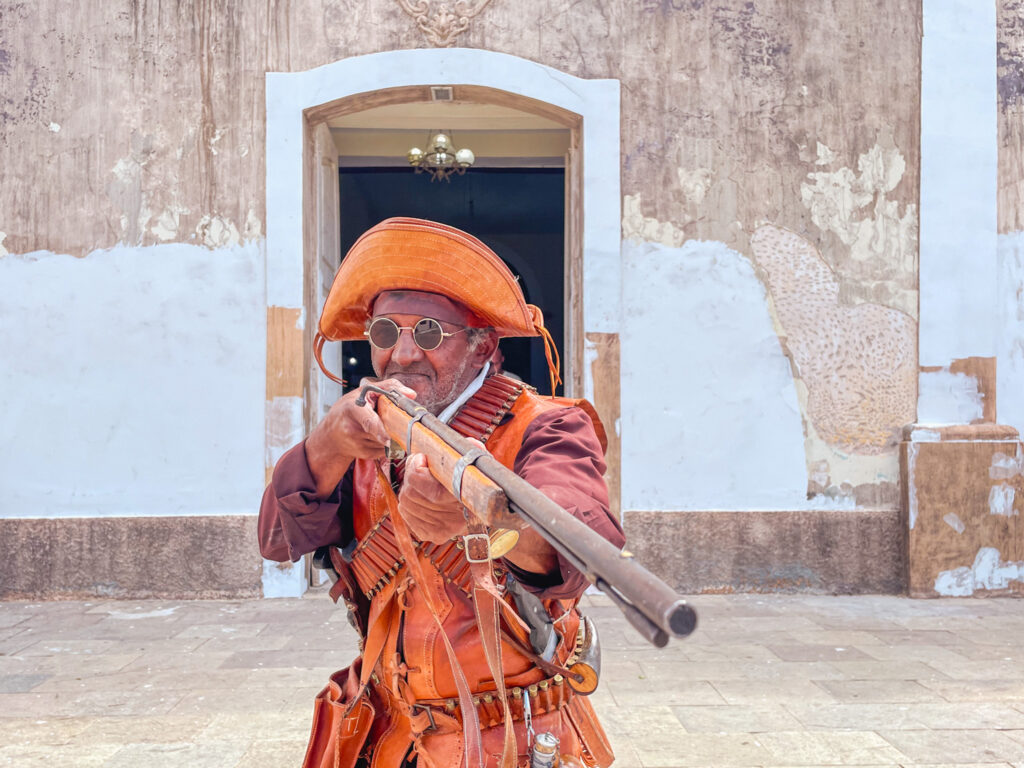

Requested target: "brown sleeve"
[
  {"left": 257, "top": 441, "right": 352, "bottom": 563},
  {"left": 502, "top": 406, "right": 624, "bottom": 600}
]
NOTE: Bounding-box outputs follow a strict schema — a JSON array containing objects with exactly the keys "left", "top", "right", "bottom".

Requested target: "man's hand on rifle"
[
  {"left": 398, "top": 451, "right": 473, "bottom": 544},
  {"left": 306, "top": 378, "right": 416, "bottom": 498}
]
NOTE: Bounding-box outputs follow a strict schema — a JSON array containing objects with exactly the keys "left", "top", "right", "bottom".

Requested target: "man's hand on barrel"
[{"left": 398, "top": 438, "right": 487, "bottom": 544}]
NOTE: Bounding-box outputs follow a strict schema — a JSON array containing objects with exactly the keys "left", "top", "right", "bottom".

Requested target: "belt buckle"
[
  {"left": 409, "top": 702, "right": 437, "bottom": 732},
  {"left": 462, "top": 532, "right": 491, "bottom": 563}
]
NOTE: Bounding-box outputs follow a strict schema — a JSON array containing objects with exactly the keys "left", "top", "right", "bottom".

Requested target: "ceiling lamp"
[{"left": 406, "top": 131, "right": 475, "bottom": 182}]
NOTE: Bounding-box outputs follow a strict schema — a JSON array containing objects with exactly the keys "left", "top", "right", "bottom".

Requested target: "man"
[{"left": 259, "top": 217, "right": 623, "bottom": 768}]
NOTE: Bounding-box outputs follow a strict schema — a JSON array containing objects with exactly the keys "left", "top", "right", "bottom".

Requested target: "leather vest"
[{"left": 349, "top": 375, "right": 583, "bottom": 703}]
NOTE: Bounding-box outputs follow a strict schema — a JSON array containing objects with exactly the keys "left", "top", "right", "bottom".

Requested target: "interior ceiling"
[{"left": 328, "top": 101, "right": 571, "bottom": 167}]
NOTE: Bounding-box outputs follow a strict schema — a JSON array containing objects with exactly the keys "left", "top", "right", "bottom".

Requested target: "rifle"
[{"left": 355, "top": 383, "right": 697, "bottom": 648}]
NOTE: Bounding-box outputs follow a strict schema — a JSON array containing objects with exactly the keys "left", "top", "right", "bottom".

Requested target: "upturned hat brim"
[{"left": 319, "top": 217, "right": 543, "bottom": 341}]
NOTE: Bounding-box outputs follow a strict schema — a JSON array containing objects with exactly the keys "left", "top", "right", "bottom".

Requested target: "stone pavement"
[{"left": 2, "top": 591, "right": 1024, "bottom": 767}]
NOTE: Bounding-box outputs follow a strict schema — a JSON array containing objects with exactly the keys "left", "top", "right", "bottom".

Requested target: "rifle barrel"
[{"left": 370, "top": 385, "right": 697, "bottom": 644}]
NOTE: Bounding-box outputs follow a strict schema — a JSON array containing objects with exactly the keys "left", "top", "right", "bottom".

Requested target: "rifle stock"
[{"left": 363, "top": 384, "right": 697, "bottom": 647}]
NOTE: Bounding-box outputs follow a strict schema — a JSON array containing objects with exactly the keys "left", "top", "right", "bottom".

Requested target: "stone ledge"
[
  {"left": 0, "top": 515, "right": 263, "bottom": 600},
  {"left": 623, "top": 508, "right": 904, "bottom": 595}
]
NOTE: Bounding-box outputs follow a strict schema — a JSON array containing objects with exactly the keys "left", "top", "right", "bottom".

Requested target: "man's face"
[{"left": 370, "top": 291, "right": 494, "bottom": 414}]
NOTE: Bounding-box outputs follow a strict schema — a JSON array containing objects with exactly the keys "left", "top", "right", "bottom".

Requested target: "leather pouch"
[
  {"left": 564, "top": 696, "right": 615, "bottom": 768},
  {"left": 302, "top": 661, "right": 376, "bottom": 768}
]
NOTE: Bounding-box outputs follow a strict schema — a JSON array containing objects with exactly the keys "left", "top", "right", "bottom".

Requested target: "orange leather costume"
[
  {"left": 259, "top": 218, "right": 623, "bottom": 768},
  {"left": 303, "top": 375, "right": 616, "bottom": 768}
]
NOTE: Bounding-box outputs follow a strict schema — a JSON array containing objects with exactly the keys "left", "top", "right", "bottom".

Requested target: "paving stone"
[
  {"left": 815, "top": 679, "right": 937, "bottom": 703},
  {"left": 0, "top": 716, "right": 93, "bottom": 746},
  {"left": 232, "top": 738, "right": 309, "bottom": 768},
  {"left": 767, "top": 645, "right": 873, "bottom": 662},
  {"left": 917, "top": 679, "right": 1024, "bottom": 702},
  {"left": 0, "top": 673, "right": 50, "bottom": 692},
  {"left": 102, "top": 739, "right": 250, "bottom": 767},
  {"left": 710, "top": 679, "right": 838, "bottom": 705},
  {"left": 824, "top": 660, "right": 951, "bottom": 681},
  {"left": 671, "top": 704, "right": 805, "bottom": 733},
  {"left": 67, "top": 714, "right": 211, "bottom": 745},
  {"left": 789, "top": 702, "right": 1024, "bottom": 731},
  {"left": 0, "top": 740, "right": 121, "bottom": 766},
  {"left": 878, "top": 729, "right": 1024, "bottom": 763},
  {"left": 756, "top": 730, "right": 909, "bottom": 765},
  {"left": 639, "top": 659, "right": 844, "bottom": 682}
]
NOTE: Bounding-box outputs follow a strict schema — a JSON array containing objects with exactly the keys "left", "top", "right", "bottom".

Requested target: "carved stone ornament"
[{"left": 395, "top": 0, "right": 494, "bottom": 47}]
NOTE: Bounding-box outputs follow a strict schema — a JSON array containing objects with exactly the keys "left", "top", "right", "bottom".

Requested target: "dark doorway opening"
[{"left": 338, "top": 167, "right": 565, "bottom": 395}]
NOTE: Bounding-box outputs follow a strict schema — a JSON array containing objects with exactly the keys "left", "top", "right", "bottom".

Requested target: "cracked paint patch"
[
  {"left": 622, "top": 193, "right": 686, "bottom": 247},
  {"left": 942, "top": 512, "right": 966, "bottom": 534},
  {"left": 265, "top": 396, "right": 304, "bottom": 468},
  {"left": 934, "top": 547, "right": 1024, "bottom": 596},
  {"left": 800, "top": 138, "right": 918, "bottom": 317},
  {"left": 917, "top": 369, "right": 985, "bottom": 424},
  {"left": 989, "top": 483, "right": 1018, "bottom": 516},
  {"left": 749, "top": 224, "right": 916, "bottom": 455}
]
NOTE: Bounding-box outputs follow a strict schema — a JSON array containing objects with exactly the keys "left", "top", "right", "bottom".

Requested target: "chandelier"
[{"left": 406, "top": 131, "right": 475, "bottom": 182}]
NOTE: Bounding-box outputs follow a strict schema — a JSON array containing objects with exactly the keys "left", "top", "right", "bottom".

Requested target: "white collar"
[{"left": 437, "top": 365, "right": 489, "bottom": 424}]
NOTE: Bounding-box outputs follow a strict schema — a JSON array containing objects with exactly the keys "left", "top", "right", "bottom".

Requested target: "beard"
[{"left": 380, "top": 354, "right": 475, "bottom": 415}]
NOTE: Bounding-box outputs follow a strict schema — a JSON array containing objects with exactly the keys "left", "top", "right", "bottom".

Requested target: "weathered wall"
[
  {"left": 1, "top": 0, "right": 925, "bottom": 595},
  {"left": 999, "top": 0, "right": 1024, "bottom": 438}
]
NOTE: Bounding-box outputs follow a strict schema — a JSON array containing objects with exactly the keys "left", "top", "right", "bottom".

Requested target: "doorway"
[{"left": 337, "top": 167, "right": 565, "bottom": 395}]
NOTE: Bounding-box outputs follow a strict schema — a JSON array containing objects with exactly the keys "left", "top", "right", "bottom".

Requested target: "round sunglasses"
[{"left": 364, "top": 316, "right": 470, "bottom": 351}]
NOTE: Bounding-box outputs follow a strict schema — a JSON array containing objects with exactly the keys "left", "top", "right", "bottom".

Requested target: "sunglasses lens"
[
  {"left": 368, "top": 318, "right": 400, "bottom": 349},
  {"left": 413, "top": 318, "right": 444, "bottom": 350}
]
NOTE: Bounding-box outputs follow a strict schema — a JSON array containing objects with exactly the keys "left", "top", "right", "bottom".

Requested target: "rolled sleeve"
[{"left": 257, "top": 441, "right": 352, "bottom": 563}]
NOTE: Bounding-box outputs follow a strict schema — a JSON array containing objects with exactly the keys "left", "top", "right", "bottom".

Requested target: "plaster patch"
[
  {"left": 934, "top": 547, "right": 1024, "bottom": 596},
  {"left": 0, "top": 232, "right": 7, "bottom": 257},
  {"left": 151, "top": 205, "right": 191, "bottom": 242},
  {"left": 261, "top": 559, "right": 307, "bottom": 598},
  {"left": 989, "top": 483, "right": 1018, "bottom": 516},
  {"left": 107, "top": 134, "right": 157, "bottom": 245},
  {"left": 676, "top": 168, "right": 713, "bottom": 206},
  {"left": 909, "top": 428, "right": 942, "bottom": 442},
  {"left": 620, "top": 238, "right": 807, "bottom": 510},
  {"left": 266, "top": 396, "right": 304, "bottom": 467},
  {"left": 749, "top": 225, "right": 916, "bottom": 455},
  {"left": 998, "top": 231, "right": 1024, "bottom": 437},
  {"left": 0, "top": 242, "right": 266, "bottom": 519},
  {"left": 991, "top": 451, "right": 1024, "bottom": 480},
  {"left": 800, "top": 140, "right": 917, "bottom": 317},
  {"left": 942, "top": 512, "right": 966, "bottom": 534},
  {"left": 622, "top": 193, "right": 686, "bottom": 247},
  {"left": 244, "top": 207, "right": 262, "bottom": 240},
  {"left": 907, "top": 443, "right": 919, "bottom": 529},
  {"left": 917, "top": 369, "right": 985, "bottom": 424},
  {"left": 48, "top": 122, "right": 60, "bottom": 133},
  {"left": 196, "top": 215, "right": 241, "bottom": 248}
]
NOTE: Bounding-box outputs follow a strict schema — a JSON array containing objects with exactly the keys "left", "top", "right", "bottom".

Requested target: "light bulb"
[{"left": 455, "top": 148, "right": 475, "bottom": 167}]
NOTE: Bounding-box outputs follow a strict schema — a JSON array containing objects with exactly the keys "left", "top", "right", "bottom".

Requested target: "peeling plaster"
[
  {"left": 991, "top": 451, "right": 1024, "bottom": 480},
  {"left": 196, "top": 215, "right": 241, "bottom": 248},
  {"left": 942, "top": 512, "right": 966, "bottom": 534},
  {"left": 907, "top": 443, "right": 919, "bottom": 529},
  {"left": 622, "top": 193, "right": 686, "bottom": 247},
  {"left": 151, "top": 205, "right": 191, "bottom": 242},
  {"left": 988, "top": 483, "right": 1018, "bottom": 516},
  {"left": 266, "top": 396, "right": 304, "bottom": 468},
  {"left": 998, "top": 231, "right": 1024, "bottom": 437},
  {"left": 261, "top": 559, "right": 306, "bottom": 598},
  {"left": 934, "top": 547, "right": 1024, "bottom": 596},
  {"left": 800, "top": 140, "right": 918, "bottom": 317},
  {"left": 0, "top": 242, "right": 266, "bottom": 519},
  {"left": 0, "top": 232, "right": 8, "bottom": 257},
  {"left": 917, "top": 369, "right": 985, "bottom": 425}
]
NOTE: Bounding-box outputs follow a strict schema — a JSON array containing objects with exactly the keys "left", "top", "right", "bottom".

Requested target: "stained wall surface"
[{"left": 1, "top": 0, "right": 1003, "bottom": 596}]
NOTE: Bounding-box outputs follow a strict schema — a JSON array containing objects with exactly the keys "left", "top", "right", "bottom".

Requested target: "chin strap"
[
  {"left": 535, "top": 324, "right": 562, "bottom": 396},
  {"left": 314, "top": 331, "right": 347, "bottom": 386}
]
